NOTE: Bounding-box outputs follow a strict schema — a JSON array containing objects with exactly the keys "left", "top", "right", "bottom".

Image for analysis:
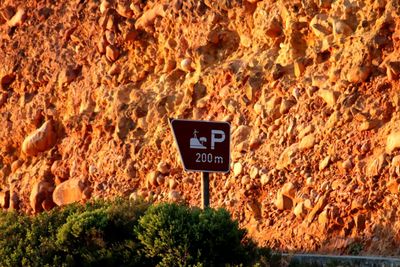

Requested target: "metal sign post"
[
  {"left": 201, "top": 172, "right": 210, "bottom": 209},
  {"left": 169, "top": 119, "right": 230, "bottom": 209}
]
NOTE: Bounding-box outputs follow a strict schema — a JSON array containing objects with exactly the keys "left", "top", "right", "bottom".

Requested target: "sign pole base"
[{"left": 201, "top": 172, "right": 210, "bottom": 209}]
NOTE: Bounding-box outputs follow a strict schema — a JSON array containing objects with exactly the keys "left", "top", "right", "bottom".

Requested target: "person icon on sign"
[{"left": 190, "top": 130, "right": 207, "bottom": 149}]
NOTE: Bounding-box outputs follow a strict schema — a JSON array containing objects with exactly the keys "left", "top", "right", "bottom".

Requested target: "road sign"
[{"left": 169, "top": 119, "right": 230, "bottom": 173}]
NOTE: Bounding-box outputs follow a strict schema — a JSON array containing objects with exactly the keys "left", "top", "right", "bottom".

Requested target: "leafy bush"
[
  {"left": 0, "top": 211, "right": 31, "bottom": 266},
  {"left": 0, "top": 202, "right": 82, "bottom": 266},
  {"left": 136, "top": 203, "right": 263, "bottom": 266},
  {"left": 0, "top": 199, "right": 272, "bottom": 266},
  {"left": 0, "top": 199, "right": 150, "bottom": 267},
  {"left": 55, "top": 199, "right": 151, "bottom": 267}
]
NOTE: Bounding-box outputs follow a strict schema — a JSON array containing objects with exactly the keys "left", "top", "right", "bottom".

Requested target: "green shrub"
[
  {"left": 346, "top": 241, "right": 363, "bottom": 256},
  {"left": 136, "top": 203, "right": 198, "bottom": 266},
  {"left": 0, "top": 199, "right": 150, "bottom": 267},
  {"left": 0, "top": 199, "right": 272, "bottom": 267},
  {"left": 0, "top": 203, "right": 83, "bottom": 266},
  {"left": 55, "top": 199, "right": 151, "bottom": 267},
  {"left": 0, "top": 211, "right": 31, "bottom": 266},
  {"left": 136, "top": 203, "right": 261, "bottom": 267}
]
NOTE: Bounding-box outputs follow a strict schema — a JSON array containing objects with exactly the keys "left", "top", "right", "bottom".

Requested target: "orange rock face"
[{"left": 2, "top": 0, "right": 400, "bottom": 256}]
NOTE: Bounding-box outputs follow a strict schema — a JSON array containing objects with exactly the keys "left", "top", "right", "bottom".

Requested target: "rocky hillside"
[{"left": 1, "top": 0, "right": 400, "bottom": 255}]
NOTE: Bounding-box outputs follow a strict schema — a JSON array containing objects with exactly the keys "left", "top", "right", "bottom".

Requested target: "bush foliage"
[
  {"left": 136, "top": 203, "right": 258, "bottom": 266},
  {"left": 0, "top": 199, "right": 150, "bottom": 267},
  {"left": 0, "top": 199, "right": 270, "bottom": 266}
]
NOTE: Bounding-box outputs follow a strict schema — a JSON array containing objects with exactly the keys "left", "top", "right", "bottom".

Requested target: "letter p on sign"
[{"left": 211, "top": 130, "right": 225, "bottom": 149}]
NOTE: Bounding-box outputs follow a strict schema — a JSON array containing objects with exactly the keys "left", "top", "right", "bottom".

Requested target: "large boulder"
[
  {"left": 387, "top": 132, "right": 400, "bottom": 153},
  {"left": 276, "top": 144, "right": 298, "bottom": 170},
  {"left": 232, "top": 125, "right": 252, "bottom": 152},
  {"left": 52, "top": 178, "right": 86, "bottom": 206},
  {"left": 0, "top": 191, "right": 10, "bottom": 209},
  {"left": 275, "top": 182, "right": 297, "bottom": 211},
  {"left": 22, "top": 120, "right": 57, "bottom": 156},
  {"left": 299, "top": 134, "right": 316, "bottom": 150},
  {"left": 30, "top": 180, "right": 54, "bottom": 213}
]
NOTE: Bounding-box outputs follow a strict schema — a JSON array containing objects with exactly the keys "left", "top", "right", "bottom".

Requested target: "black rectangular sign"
[{"left": 169, "top": 119, "right": 230, "bottom": 173}]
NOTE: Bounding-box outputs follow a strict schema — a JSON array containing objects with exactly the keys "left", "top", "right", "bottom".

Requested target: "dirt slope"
[{"left": 1, "top": 0, "right": 400, "bottom": 255}]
